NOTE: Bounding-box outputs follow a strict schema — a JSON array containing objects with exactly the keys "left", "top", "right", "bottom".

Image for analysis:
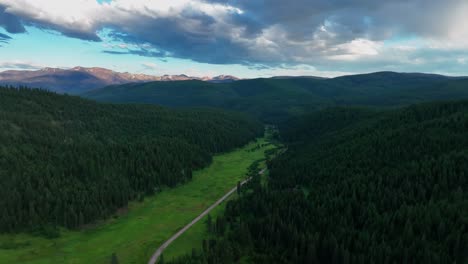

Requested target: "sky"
[{"left": 1, "top": 0, "right": 468, "bottom": 78}]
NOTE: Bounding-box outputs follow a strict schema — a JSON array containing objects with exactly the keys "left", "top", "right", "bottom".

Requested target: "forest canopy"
[
  {"left": 168, "top": 101, "right": 468, "bottom": 264},
  {"left": 0, "top": 87, "right": 263, "bottom": 232}
]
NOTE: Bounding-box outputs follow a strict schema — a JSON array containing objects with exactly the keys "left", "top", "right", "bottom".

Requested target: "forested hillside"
[
  {"left": 0, "top": 87, "right": 263, "bottom": 232},
  {"left": 168, "top": 101, "right": 468, "bottom": 263},
  {"left": 84, "top": 72, "right": 468, "bottom": 123}
]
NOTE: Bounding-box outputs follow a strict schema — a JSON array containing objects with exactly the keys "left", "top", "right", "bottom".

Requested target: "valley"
[
  {"left": 0, "top": 135, "right": 277, "bottom": 264},
  {"left": 0, "top": 75, "right": 467, "bottom": 264},
  {"left": 2, "top": 1, "right": 468, "bottom": 263}
]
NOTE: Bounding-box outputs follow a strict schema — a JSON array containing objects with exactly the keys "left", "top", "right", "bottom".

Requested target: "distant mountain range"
[
  {"left": 0, "top": 67, "right": 240, "bottom": 94},
  {"left": 84, "top": 71, "right": 468, "bottom": 123}
]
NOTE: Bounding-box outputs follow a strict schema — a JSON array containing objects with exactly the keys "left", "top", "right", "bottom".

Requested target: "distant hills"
[
  {"left": 3, "top": 67, "right": 468, "bottom": 123},
  {"left": 0, "top": 67, "right": 239, "bottom": 94},
  {"left": 84, "top": 71, "right": 468, "bottom": 123}
]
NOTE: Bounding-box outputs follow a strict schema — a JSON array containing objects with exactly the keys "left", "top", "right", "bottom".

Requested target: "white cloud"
[
  {"left": 141, "top": 62, "right": 161, "bottom": 71},
  {"left": 1, "top": 0, "right": 101, "bottom": 39},
  {"left": 457, "top": 58, "right": 467, "bottom": 65},
  {"left": 328, "top": 39, "right": 383, "bottom": 61},
  {"left": 255, "top": 64, "right": 353, "bottom": 78},
  {"left": 1, "top": 0, "right": 468, "bottom": 73},
  {"left": 0, "top": 60, "right": 44, "bottom": 70}
]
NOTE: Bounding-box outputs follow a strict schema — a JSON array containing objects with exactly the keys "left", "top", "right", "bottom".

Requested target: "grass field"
[{"left": 0, "top": 137, "right": 276, "bottom": 264}]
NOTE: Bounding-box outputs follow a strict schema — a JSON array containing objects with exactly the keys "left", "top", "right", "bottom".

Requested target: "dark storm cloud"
[
  {"left": 98, "top": 6, "right": 258, "bottom": 65},
  {"left": 0, "top": 32, "right": 10, "bottom": 40},
  {"left": 0, "top": 6, "right": 25, "bottom": 33},
  {"left": 103, "top": 48, "right": 168, "bottom": 58}
]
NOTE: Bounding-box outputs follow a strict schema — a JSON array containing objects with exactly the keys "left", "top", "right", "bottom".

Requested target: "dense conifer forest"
[
  {"left": 168, "top": 101, "right": 468, "bottom": 264},
  {"left": 3, "top": 1, "right": 468, "bottom": 263},
  {"left": 0, "top": 87, "right": 263, "bottom": 232}
]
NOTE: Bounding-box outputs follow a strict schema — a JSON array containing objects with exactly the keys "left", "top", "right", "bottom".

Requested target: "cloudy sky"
[{"left": 0, "top": 0, "right": 468, "bottom": 78}]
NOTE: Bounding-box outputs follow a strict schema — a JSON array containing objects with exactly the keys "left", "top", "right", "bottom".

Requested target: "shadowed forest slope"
[{"left": 168, "top": 100, "right": 468, "bottom": 264}]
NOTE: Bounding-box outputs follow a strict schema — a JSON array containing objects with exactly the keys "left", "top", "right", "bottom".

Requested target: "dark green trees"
[
  {"left": 110, "top": 253, "right": 119, "bottom": 264},
  {"left": 0, "top": 87, "right": 263, "bottom": 232},
  {"left": 168, "top": 101, "right": 468, "bottom": 264}
]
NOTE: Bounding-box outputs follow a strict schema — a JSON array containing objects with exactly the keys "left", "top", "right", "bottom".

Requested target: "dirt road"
[{"left": 147, "top": 168, "right": 265, "bottom": 264}]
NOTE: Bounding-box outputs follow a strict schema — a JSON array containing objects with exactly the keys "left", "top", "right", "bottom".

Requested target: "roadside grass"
[
  {"left": 0, "top": 137, "right": 275, "bottom": 264},
  {"left": 162, "top": 196, "right": 230, "bottom": 261},
  {"left": 162, "top": 142, "right": 283, "bottom": 261}
]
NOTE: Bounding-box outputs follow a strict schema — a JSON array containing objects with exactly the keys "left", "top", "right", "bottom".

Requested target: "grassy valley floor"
[{"left": 0, "top": 137, "right": 276, "bottom": 264}]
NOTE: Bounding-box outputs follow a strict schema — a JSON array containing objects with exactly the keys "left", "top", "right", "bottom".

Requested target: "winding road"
[{"left": 147, "top": 168, "right": 266, "bottom": 264}]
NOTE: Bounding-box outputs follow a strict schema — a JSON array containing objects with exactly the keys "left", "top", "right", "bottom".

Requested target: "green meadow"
[
  {"left": 0, "top": 137, "right": 276, "bottom": 264},
  {"left": 162, "top": 195, "right": 229, "bottom": 261}
]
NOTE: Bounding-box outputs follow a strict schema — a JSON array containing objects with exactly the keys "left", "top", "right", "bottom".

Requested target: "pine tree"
[{"left": 110, "top": 253, "right": 119, "bottom": 264}]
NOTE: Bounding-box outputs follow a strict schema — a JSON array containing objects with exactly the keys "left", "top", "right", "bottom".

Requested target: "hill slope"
[
  {"left": 84, "top": 72, "right": 468, "bottom": 122},
  {"left": 0, "top": 87, "right": 263, "bottom": 232},
  {"left": 169, "top": 101, "right": 468, "bottom": 263}
]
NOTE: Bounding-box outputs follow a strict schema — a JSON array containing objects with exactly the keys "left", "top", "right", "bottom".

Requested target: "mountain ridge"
[{"left": 0, "top": 66, "right": 240, "bottom": 94}]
